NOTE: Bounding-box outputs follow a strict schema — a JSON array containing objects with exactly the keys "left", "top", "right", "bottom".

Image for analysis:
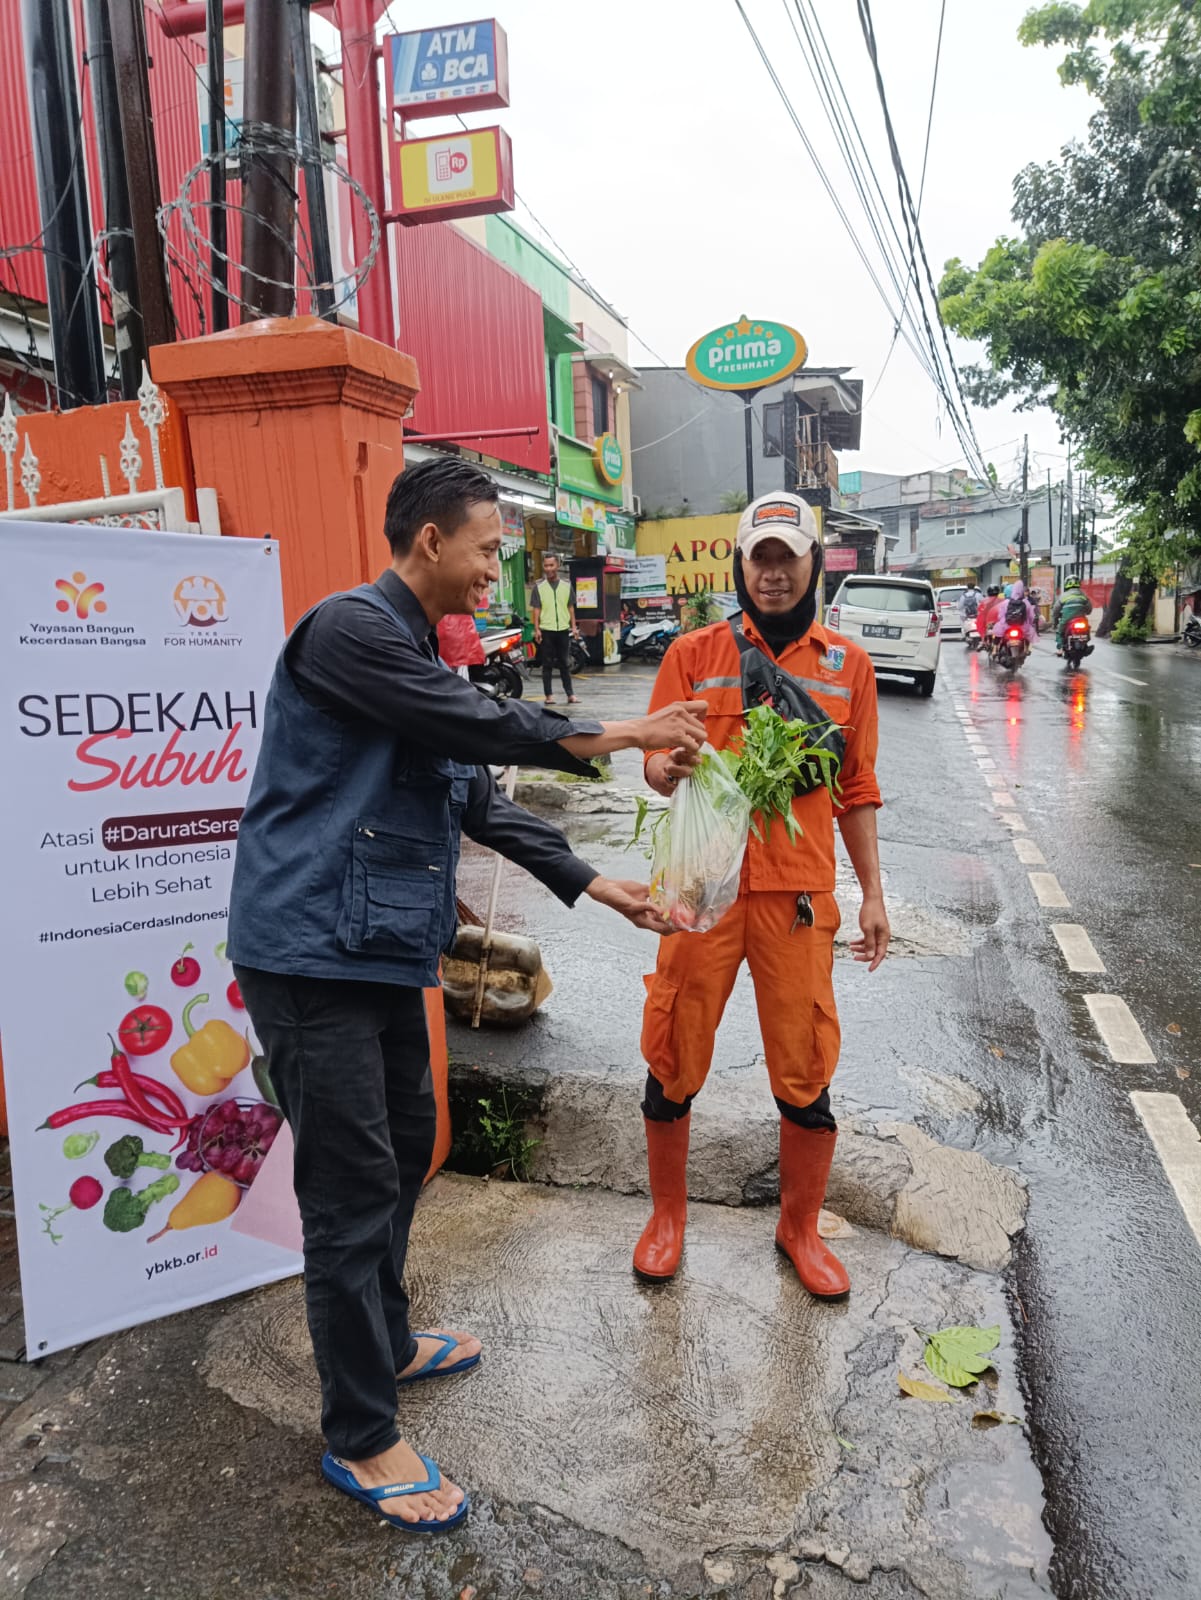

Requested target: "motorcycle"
[
  {"left": 620, "top": 615, "right": 679, "bottom": 661},
  {"left": 1184, "top": 617, "right": 1201, "bottom": 650},
  {"left": 1062, "top": 615, "right": 1094, "bottom": 670},
  {"left": 963, "top": 617, "right": 983, "bottom": 651},
  {"left": 469, "top": 627, "right": 525, "bottom": 699},
  {"left": 995, "top": 624, "right": 1029, "bottom": 672}
]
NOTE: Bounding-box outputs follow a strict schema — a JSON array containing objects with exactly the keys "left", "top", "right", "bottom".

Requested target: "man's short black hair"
[{"left": 384, "top": 457, "right": 499, "bottom": 556}]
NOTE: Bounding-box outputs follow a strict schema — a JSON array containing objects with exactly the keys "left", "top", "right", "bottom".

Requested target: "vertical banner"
[{"left": 0, "top": 523, "right": 302, "bottom": 1357}]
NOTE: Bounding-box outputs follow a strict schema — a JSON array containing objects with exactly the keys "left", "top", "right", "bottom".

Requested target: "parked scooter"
[
  {"left": 1062, "top": 616, "right": 1094, "bottom": 671},
  {"left": 620, "top": 615, "right": 679, "bottom": 661},
  {"left": 1184, "top": 617, "right": 1201, "bottom": 650},
  {"left": 470, "top": 627, "right": 525, "bottom": 699},
  {"left": 995, "top": 625, "right": 1030, "bottom": 672}
]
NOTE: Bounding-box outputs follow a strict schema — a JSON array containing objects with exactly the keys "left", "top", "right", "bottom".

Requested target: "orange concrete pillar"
[
  {"left": 150, "top": 317, "right": 452, "bottom": 1183},
  {"left": 150, "top": 315, "right": 420, "bottom": 625}
]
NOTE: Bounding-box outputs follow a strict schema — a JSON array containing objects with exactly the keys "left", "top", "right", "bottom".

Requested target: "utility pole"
[
  {"left": 83, "top": 0, "right": 144, "bottom": 397},
  {"left": 1019, "top": 433, "right": 1030, "bottom": 587},
  {"left": 289, "top": 0, "right": 337, "bottom": 320},
  {"left": 342, "top": 0, "right": 393, "bottom": 344},
  {"left": 205, "top": 0, "right": 229, "bottom": 332},
  {"left": 108, "top": 0, "right": 174, "bottom": 352},
  {"left": 20, "top": 0, "right": 108, "bottom": 407},
  {"left": 240, "top": 0, "right": 297, "bottom": 320}
]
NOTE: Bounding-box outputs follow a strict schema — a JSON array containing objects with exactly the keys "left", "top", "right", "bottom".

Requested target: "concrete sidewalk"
[{"left": 0, "top": 1174, "right": 1049, "bottom": 1600}]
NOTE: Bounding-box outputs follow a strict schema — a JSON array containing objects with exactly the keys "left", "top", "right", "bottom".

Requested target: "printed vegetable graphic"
[
  {"left": 103, "top": 1135, "right": 171, "bottom": 1179},
  {"left": 62, "top": 1130, "right": 99, "bottom": 1160},
  {"left": 104, "top": 1173, "right": 180, "bottom": 1234},
  {"left": 148, "top": 1171, "right": 240, "bottom": 1242},
  {"left": 106, "top": 1035, "right": 188, "bottom": 1135},
  {"left": 40, "top": 1175, "right": 104, "bottom": 1243},
  {"left": 170, "top": 995, "right": 250, "bottom": 1096},
  {"left": 41, "top": 1100, "right": 172, "bottom": 1134},
  {"left": 171, "top": 943, "right": 201, "bottom": 988},
  {"left": 123, "top": 971, "right": 149, "bottom": 1000},
  {"left": 226, "top": 979, "right": 245, "bottom": 1012},
  {"left": 117, "top": 1004, "right": 172, "bottom": 1056},
  {"left": 76, "top": 1068, "right": 188, "bottom": 1125}
]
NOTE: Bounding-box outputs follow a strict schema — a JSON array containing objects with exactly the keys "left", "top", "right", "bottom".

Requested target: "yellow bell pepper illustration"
[{"left": 170, "top": 994, "right": 249, "bottom": 1097}]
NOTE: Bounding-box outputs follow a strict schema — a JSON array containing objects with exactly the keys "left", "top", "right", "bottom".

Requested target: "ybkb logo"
[
  {"left": 173, "top": 575, "right": 228, "bottom": 627},
  {"left": 55, "top": 571, "right": 107, "bottom": 619}
]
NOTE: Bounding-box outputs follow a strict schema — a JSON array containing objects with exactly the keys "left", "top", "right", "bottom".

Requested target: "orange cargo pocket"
[{"left": 640, "top": 976, "right": 679, "bottom": 1075}]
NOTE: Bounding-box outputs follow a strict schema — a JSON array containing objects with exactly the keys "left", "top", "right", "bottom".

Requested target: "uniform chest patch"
[{"left": 820, "top": 646, "right": 847, "bottom": 672}]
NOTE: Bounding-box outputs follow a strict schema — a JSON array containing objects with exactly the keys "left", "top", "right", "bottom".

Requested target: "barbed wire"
[{"left": 159, "top": 124, "right": 380, "bottom": 321}]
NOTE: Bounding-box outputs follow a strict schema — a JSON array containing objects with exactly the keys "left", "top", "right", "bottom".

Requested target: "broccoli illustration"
[
  {"left": 102, "top": 1173, "right": 180, "bottom": 1233},
  {"left": 103, "top": 1135, "right": 172, "bottom": 1180}
]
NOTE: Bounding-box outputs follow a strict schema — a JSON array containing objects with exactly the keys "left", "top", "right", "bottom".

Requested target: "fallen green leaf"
[
  {"left": 972, "top": 1409, "right": 1020, "bottom": 1429},
  {"left": 922, "top": 1324, "right": 1000, "bottom": 1388},
  {"left": 898, "top": 1371, "right": 957, "bottom": 1403},
  {"left": 835, "top": 1433, "right": 857, "bottom": 1451}
]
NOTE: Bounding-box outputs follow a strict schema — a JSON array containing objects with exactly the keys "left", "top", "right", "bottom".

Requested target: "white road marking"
[
  {"left": 1013, "top": 837, "right": 1046, "bottom": 865},
  {"left": 994, "top": 791, "right": 1017, "bottom": 807},
  {"left": 997, "top": 812, "right": 1028, "bottom": 831},
  {"left": 1130, "top": 1093, "right": 1201, "bottom": 1249},
  {"left": 1029, "top": 871, "right": 1070, "bottom": 907},
  {"left": 1102, "top": 670, "right": 1148, "bottom": 688},
  {"left": 977, "top": 758, "right": 996, "bottom": 771},
  {"left": 1050, "top": 923, "right": 1106, "bottom": 973},
  {"left": 984, "top": 771, "right": 1006, "bottom": 788},
  {"left": 1086, "top": 995, "right": 1156, "bottom": 1064}
]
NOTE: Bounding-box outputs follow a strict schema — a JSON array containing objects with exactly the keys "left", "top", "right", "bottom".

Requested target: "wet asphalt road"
[
  {"left": 879, "top": 632, "right": 1201, "bottom": 1600},
  {"left": 562, "top": 631, "right": 1201, "bottom": 1600}
]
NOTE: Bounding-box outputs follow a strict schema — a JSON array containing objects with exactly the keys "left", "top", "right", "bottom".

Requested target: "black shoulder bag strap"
[{"left": 727, "top": 616, "right": 846, "bottom": 796}]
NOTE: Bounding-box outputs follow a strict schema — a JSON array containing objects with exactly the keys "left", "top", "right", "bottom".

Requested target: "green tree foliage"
[{"left": 938, "top": 1, "right": 1201, "bottom": 581}]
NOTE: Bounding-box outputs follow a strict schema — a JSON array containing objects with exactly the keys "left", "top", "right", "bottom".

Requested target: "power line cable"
[{"left": 854, "top": 0, "right": 991, "bottom": 482}]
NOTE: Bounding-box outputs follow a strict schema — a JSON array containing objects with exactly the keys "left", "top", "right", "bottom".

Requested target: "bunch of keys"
[{"left": 790, "top": 892, "right": 814, "bottom": 934}]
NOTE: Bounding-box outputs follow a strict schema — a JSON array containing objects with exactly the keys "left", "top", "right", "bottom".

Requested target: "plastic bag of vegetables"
[{"left": 631, "top": 745, "right": 752, "bottom": 933}]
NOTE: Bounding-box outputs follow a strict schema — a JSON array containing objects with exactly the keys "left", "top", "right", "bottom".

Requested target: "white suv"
[{"left": 826, "top": 575, "right": 941, "bottom": 697}]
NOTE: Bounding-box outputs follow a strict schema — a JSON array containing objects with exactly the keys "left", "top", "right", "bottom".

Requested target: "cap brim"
[{"left": 739, "top": 527, "right": 817, "bottom": 559}]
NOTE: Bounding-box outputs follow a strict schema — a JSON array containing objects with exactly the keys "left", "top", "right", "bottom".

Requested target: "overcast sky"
[{"left": 375, "top": 0, "right": 1095, "bottom": 492}]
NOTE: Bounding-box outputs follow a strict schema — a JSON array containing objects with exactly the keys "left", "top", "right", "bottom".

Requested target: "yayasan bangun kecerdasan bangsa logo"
[
  {"left": 55, "top": 572, "right": 107, "bottom": 620},
  {"left": 173, "top": 575, "right": 228, "bottom": 627}
]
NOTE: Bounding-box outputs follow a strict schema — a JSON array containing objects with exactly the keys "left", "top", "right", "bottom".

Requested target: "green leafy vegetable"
[
  {"left": 727, "top": 706, "right": 844, "bottom": 844},
  {"left": 921, "top": 1324, "right": 1000, "bottom": 1389},
  {"left": 102, "top": 1172, "right": 180, "bottom": 1233},
  {"left": 62, "top": 1130, "right": 99, "bottom": 1160},
  {"left": 103, "top": 1134, "right": 172, "bottom": 1180}
]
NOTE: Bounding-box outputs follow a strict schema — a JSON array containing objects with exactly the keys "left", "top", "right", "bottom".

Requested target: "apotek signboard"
[
  {"left": 388, "top": 20, "right": 509, "bottom": 117},
  {"left": 685, "top": 315, "right": 807, "bottom": 392},
  {"left": 393, "top": 126, "right": 514, "bottom": 225}
]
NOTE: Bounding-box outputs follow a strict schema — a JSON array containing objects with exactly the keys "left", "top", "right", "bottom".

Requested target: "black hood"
[{"left": 732, "top": 543, "right": 825, "bottom": 655}]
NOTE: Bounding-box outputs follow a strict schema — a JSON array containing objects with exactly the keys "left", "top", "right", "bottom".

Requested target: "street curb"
[{"left": 446, "top": 1053, "right": 1027, "bottom": 1273}]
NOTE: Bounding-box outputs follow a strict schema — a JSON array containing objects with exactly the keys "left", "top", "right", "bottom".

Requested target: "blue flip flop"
[
  {"left": 396, "top": 1331, "right": 482, "bottom": 1388},
  {"left": 321, "top": 1451, "right": 469, "bottom": 1534}
]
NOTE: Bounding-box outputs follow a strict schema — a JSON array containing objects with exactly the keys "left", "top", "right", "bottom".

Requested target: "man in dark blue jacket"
[{"left": 228, "top": 458, "right": 705, "bottom": 1534}]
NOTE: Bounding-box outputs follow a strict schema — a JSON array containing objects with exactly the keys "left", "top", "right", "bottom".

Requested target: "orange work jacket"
[{"left": 647, "top": 615, "right": 882, "bottom": 893}]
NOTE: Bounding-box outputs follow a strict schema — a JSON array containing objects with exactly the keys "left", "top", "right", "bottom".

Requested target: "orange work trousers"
[{"left": 640, "top": 890, "right": 841, "bottom": 1110}]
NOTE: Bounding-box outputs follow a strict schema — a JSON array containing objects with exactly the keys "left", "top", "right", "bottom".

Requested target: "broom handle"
[{"left": 471, "top": 765, "right": 518, "bottom": 1028}]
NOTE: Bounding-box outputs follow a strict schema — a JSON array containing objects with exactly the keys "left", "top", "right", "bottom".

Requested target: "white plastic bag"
[{"left": 648, "top": 745, "right": 751, "bottom": 933}]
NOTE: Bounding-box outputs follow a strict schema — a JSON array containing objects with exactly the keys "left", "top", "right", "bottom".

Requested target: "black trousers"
[
  {"left": 234, "top": 966, "right": 436, "bottom": 1458},
  {"left": 541, "top": 629, "right": 573, "bottom": 698}
]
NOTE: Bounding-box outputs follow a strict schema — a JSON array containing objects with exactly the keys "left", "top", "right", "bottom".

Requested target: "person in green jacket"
[
  {"left": 532, "top": 553, "right": 581, "bottom": 704},
  {"left": 1052, "top": 576, "right": 1091, "bottom": 652}
]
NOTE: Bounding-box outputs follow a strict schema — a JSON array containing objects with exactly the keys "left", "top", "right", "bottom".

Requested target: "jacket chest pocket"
[{"left": 338, "top": 822, "right": 447, "bottom": 960}]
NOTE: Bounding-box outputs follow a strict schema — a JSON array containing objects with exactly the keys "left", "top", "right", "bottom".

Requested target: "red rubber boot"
[
  {"left": 774, "top": 1119, "right": 850, "bottom": 1299},
  {"left": 632, "top": 1116, "right": 690, "bottom": 1282}
]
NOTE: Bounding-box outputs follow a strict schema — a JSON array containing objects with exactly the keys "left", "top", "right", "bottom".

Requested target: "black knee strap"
[
  {"left": 642, "top": 1073, "right": 694, "bottom": 1122},
  {"left": 775, "top": 1089, "right": 837, "bottom": 1132}
]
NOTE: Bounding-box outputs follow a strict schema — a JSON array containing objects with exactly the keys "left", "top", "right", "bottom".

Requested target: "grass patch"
[{"left": 447, "top": 1079, "right": 543, "bottom": 1182}]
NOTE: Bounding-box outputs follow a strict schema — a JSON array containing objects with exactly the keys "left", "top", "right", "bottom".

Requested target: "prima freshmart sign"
[{"left": 685, "top": 315, "right": 807, "bottom": 392}]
